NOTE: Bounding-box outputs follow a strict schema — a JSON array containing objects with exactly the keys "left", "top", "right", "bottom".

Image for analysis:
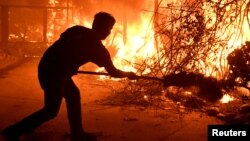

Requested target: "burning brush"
[
  {"left": 162, "top": 71, "right": 224, "bottom": 103},
  {"left": 78, "top": 70, "right": 224, "bottom": 103}
]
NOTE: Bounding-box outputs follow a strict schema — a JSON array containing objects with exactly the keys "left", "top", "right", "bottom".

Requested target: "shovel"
[{"left": 77, "top": 70, "right": 224, "bottom": 102}]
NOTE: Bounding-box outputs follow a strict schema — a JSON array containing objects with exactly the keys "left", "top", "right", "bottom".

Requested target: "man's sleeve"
[
  {"left": 97, "top": 48, "right": 129, "bottom": 77},
  {"left": 94, "top": 47, "right": 114, "bottom": 68},
  {"left": 90, "top": 44, "right": 126, "bottom": 77}
]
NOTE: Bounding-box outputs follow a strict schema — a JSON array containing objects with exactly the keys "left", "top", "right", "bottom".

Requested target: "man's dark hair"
[{"left": 92, "top": 12, "right": 116, "bottom": 29}]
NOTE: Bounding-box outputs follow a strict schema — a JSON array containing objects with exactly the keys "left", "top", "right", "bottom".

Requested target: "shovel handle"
[
  {"left": 78, "top": 71, "right": 110, "bottom": 76},
  {"left": 77, "top": 71, "right": 160, "bottom": 81}
]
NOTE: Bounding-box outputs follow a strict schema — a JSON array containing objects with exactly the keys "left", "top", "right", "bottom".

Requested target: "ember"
[{"left": 220, "top": 94, "right": 234, "bottom": 104}]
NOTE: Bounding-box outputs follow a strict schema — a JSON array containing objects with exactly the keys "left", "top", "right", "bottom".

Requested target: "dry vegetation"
[{"left": 99, "top": 0, "right": 250, "bottom": 124}]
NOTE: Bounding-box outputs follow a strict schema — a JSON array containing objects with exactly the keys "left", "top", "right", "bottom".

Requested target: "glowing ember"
[
  {"left": 184, "top": 91, "right": 192, "bottom": 95},
  {"left": 220, "top": 94, "right": 234, "bottom": 104},
  {"left": 143, "top": 95, "right": 149, "bottom": 101}
]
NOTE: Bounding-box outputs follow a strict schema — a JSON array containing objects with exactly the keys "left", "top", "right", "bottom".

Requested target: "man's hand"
[{"left": 126, "top": 72, "right": 138, "bottom": 80}]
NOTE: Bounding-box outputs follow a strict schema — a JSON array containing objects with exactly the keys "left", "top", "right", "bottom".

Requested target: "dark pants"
[{"left": 3, "top": 77, "right": 83, "bottom": 139}]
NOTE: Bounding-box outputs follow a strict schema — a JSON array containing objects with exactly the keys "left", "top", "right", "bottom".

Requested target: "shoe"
[
  {"left": 71, "top": 132, "right": 97, "bottom": 141},
  {"left": 82, "top": 132, "right": 97, "bottom": 141},
  {"left": 1, "top": 128, "right": 19, "bottom": 141}
]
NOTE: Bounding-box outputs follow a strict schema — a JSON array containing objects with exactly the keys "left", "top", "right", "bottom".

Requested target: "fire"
[
  {"left": 198, "top": 1, "right": 248, "bottom": 80},
  {"left": 110, "top": 13, "right": 156, "bottom": 73},
  {"left": 44, "top": 0, "right": 250, "bottom": 103},
  {"left": 220, "top": 94, "right": 234, "bottom": 104},
  {"left": 45, "top": 0, "right": 249, "bottom": 77}
]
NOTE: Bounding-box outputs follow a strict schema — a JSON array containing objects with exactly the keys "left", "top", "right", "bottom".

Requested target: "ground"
[{"left": 0, "top": 56, "right": 224, "bottom": 141}]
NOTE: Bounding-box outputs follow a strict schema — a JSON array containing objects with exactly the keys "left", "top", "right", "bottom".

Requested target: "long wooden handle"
[
  {"left": 78, "top": 71, "right": 110, "bottom": 76},
  {"left": 77, "top": 71, "right": 160, "bottom": 81}
]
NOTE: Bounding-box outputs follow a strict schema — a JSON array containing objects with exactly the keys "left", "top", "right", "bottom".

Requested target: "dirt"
[{"left": 0, "top": 58, "right": 224, "bottom": 141}]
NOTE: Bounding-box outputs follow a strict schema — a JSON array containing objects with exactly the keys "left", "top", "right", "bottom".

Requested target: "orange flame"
[
  {"left": 44, "top": 0, "right": 249, "bottom": 76},
  {"left": 46, "top": 0, "right": 250, "bottom": 103}
]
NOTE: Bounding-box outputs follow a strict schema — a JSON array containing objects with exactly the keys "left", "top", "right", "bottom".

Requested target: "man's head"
[{"left": 92, "top": 12, "right": 116, "bottom": 40}]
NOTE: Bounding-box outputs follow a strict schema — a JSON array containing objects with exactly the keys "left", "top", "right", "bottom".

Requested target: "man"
[{"left": 1, "top": 12, "right": 137, "bottom": 141}]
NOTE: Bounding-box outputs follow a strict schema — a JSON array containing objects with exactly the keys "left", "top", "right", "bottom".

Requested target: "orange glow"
[
  {"left": 111, "top": 13, "right": 156, "bottom": 73},
  {"left": 46, "top": 1, "right": 247, "bottom": 103},
  {"left": 201, "top": 0, "right": 250, "bottom": 79},
  {"left": 220, "top": 94, "right": 234, "bottom": 104}
]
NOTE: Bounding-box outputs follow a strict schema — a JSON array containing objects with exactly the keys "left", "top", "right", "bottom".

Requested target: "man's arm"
[
  {"left": 94, "top": 44, "right": 137, "bottom": 79},
  {"left": 104, "top": 62, "right": 137, "bottom": 79},
  {"left": 103, "top": 52, "right": 137, "bottom": 79}
]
